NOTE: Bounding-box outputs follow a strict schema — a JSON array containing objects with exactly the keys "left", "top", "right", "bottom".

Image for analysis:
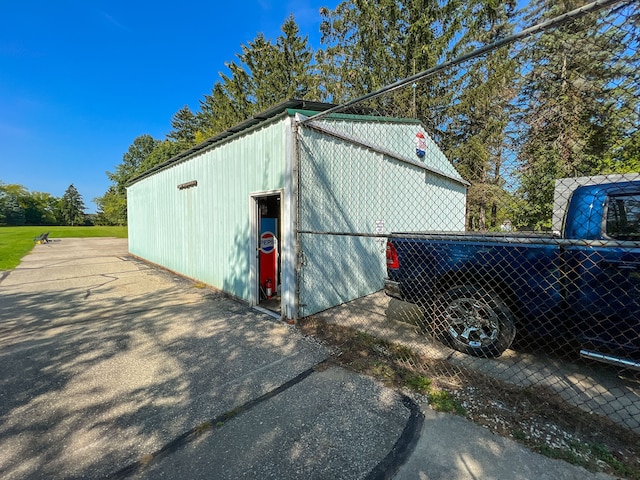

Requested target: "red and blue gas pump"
[{"left": 259, "top": 218, "right": 278, "bottom": 299}]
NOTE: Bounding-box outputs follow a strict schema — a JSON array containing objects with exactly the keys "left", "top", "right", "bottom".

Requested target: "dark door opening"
[{"left": 257, "top": 194, "right": 281, "bottom": 313}]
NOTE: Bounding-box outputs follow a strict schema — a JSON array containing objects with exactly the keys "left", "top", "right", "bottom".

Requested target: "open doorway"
[{"left": 252, "top": 192, "right": 282, "bottom": 314}]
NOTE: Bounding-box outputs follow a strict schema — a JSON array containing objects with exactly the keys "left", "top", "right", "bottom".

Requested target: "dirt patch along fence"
[{"left": 294, "top": 0, "right": 640, "bottom": 444}]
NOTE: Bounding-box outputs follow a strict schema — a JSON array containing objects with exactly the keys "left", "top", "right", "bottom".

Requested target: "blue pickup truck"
[{"left": 385, "top": 179, "right": 640, "bottom": 370}]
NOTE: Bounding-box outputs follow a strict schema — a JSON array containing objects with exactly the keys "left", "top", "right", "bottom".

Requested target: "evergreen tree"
[
  {"left": 317, "top": 0, "right": 406, "bottom": 100},
  {"left": 232, "top": 33, "right": 282, "bottom": 110},
  {"left": 441, "top": 0, "right": 519, "bottom": 231},
  {"left": 196, "top": 82, "right": 244, "bottom": 140},
  {"left": 513, "top": 0, "right": 637, "bottom": 229},
  {"left": 280, "top": 16, "right": 317, "bottom": 97},
  {"left": 167, "top": 105, "right": 199, "bottom": 146},
  {"left": 60, "top": 184, "right": 85, "bottom": 226},
  {"left": 218, "top": 58, "right": 254, "bottom": 121},
  {"left": 4, "top": 194, "right": 25, "bottom": 226},
  {"left": 316, "top": 0, "right": 457, "bottom": 90},
  {"left": 197, "top": 15, "right": 316, "bottom": 137}
]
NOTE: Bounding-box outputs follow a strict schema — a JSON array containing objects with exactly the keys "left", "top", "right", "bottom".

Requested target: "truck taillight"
[{"left": 386, "top": 242, "right": 399, "bottom": 269}]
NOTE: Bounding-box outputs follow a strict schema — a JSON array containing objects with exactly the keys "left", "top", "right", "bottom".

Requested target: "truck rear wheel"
[{"left": 433, "top": 286, "right": 516, "bottom": 358}]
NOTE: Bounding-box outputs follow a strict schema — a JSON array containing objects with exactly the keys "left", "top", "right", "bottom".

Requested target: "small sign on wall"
[
  {"left": 375, "top": 220, "right": 386, "bottom": 252},
  {"left": 415, "top": 132, "right": 426, "bottom": 158},
  {"left": 178, "top": 180, "right": 198, "bottom": 190}
]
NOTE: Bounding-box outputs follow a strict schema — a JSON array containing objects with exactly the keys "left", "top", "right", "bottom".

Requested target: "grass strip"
[{"left": 0, "top": 226, "right": 127, "bottom": 270}]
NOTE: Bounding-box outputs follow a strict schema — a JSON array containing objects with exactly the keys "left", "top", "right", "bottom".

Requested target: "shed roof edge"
[{"left": 127, "top": 99, "right": 336, "bottom": 187}]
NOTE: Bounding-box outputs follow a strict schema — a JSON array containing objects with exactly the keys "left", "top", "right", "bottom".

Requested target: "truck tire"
[{"left": 433, "top": 286, "right": 516, "bottom": 358}]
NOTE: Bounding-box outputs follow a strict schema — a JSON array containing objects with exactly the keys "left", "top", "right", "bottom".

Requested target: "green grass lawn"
[{"left": 0, "top": 226, "right": 128, "bottom": 271}]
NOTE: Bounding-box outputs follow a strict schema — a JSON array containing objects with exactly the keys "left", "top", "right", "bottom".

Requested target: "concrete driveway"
[
  {"left": 0, "top": 238, "right": 348, "bottom": 478},
  {"left": 1, "top": 237, "right": 621, "bottom": 480}
]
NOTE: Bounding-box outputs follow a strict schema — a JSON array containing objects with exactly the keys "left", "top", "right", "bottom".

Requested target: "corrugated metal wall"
[
  {"left": 308, "top": 116, "right": 462, "bottom": 180},
  {"left": 127, "top": 117, "right": 288, "bottom": 302},
  {"left": 297, "top": 117, "right": 467, "bottom": 317},
  {"left": 127, "top": 110, "right": 465, "bottom": 319}
]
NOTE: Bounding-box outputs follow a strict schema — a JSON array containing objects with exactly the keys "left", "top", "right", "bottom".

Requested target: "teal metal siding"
[
  {"left": 297, "top": 118, "right": 466, "bottom": 316},
  {"left": 127, "top": 108, "right": 465, "bottom": 319},
  {"left": 308, "top": 115, "right": 465, "bottom": 184},
  {"left": 127, "top": 119, "right": 287, "bottom": 302}
]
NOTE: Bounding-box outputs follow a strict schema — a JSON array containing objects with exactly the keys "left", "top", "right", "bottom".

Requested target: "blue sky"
[{"left": 1, "top": 1, "right": 338, "bottom": 212}]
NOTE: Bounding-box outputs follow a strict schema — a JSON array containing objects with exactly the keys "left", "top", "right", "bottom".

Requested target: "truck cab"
[{"left": 561, "top": 181, "right": 640, "bottom": 365}]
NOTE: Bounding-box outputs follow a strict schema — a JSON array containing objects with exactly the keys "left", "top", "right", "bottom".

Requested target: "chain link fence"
[{"left": 295, "top": 0, "right": 640, "bottom": 445}]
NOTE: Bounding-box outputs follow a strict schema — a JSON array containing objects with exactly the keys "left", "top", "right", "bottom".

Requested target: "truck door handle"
[
  {"left": 602, "top": 260, "right": 640, "bottom": 270},
  {"left": 619, "top": 264, "right": 639, "bottom": 270}
]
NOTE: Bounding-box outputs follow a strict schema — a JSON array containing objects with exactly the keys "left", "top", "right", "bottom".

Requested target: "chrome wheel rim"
[{"left": 444, "top": 297, "right": 500, "bottom": 348}]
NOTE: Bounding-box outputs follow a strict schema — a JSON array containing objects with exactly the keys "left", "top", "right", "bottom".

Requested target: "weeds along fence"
[{"left": 295, "top": 0, "right": 640, "bottom": 436}]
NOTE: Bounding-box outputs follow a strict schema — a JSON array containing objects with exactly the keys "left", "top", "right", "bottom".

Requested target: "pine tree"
[
  {"left": 167, "top": 105, "right": 198, "bottom": 146},
  {"left": 4, "top": 194, "right": 25, "bottom": 226},
  {"left": 272, "top": 15, "right": 316, "bottom": 102},
  {"left": 196, "top": 83, "right": 246, "bottom": 140},
  {"left": 197, "top": 15, "right": 317, "bottom": 137},
  {"left": 315, "top": 0, "right": 466, "bottom": 135},
  {"left": 60, "top": 184, "right": 85, "bottom": 226},
  {"left": 441, "top": 0, "right": 519, "bottom": 231},
  {"left": 513, "top": 0, "right": 637, "bottom": 229},
  {"left": 317, "top": 0, "right": 406, "bottom": 100}
]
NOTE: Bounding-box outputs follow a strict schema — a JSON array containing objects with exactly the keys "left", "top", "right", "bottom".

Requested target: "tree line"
[
  {"left": 0, "top": 183, "right": 87, "bottom": 227},
  {"left": 95, "top": 0, "right": 640, "bottom": 230}
]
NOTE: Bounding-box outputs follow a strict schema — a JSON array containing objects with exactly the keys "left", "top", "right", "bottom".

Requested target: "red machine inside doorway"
[{"left": 259, "top": 217, "right": 278, "bottom": 299}]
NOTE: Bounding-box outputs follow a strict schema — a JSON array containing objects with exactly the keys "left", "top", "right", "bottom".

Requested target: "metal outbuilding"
[{"left": 127, "top": 100, "right": 468, "bottom": 321}]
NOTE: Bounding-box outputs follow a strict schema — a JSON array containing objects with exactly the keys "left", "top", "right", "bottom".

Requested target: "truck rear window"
[{"left": 606, "top": 193, "right": 640, "bottom": 240}]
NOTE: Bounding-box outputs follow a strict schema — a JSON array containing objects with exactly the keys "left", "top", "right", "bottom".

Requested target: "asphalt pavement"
[{"left": 0, "top": 237, "right": 616, "bottom": 479}]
